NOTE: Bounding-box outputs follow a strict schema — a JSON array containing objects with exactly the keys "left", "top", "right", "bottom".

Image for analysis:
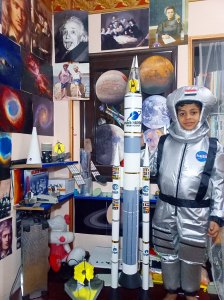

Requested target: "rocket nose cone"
[{"left": 131, "top": 55, "right": 139, "bottom": 69}]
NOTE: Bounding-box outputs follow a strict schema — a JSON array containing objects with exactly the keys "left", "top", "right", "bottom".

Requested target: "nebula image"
[
  {"left": 0, "top": 84, "right": 33, "bottom": 133},
  {"left": 21, "top": 51, "right": 53, "bottom": 99},
  {"left": 0, "top": 132, "right": 12, "bottom": 167},
  {"left": 32, "top": 95, "right": 54, "bottom": 136}
]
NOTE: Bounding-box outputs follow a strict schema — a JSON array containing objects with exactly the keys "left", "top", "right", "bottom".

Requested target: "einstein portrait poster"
[{"left": 54, "top": 10, "right": 89, "bottom": 63}]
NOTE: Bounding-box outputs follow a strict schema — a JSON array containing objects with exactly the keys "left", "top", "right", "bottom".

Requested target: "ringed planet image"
[
  {"left": 0, "top": 85, "right": 33, "bottom": 133},
  {"left": 0, "top": 132, "right": 12, "bottom": 167}
]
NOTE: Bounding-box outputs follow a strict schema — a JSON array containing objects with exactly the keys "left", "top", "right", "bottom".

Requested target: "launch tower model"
[{"left": 111, "top": 56, "right": 150, "bottom": 292}]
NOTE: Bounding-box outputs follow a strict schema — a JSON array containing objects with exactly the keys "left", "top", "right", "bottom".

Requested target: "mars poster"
[{"left": 0, "top": 84, "right": 33, "bottom": 134}]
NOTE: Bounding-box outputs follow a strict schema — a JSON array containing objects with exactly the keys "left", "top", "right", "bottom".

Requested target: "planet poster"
[
  {"left": 142, "top": 95, "right": 170, "bottom": 129},
  {"left": 140, "top": 55, "right": 175, "bottom": 95},
  {"left": 0, "top": 84, "right": 33, "bottom": 134},
  {"left": 21, "top": 51, "right": 53, "bottom": 99},
  {"left": 32, "top": 95, "right": 54, "bottom": 136},
  {"left": 96, "top": 124, "right": 124, "bottom": 165},
  {"left": 95, "top": 70, "right": 127, "bottom": 105},
  {"left": 0, "top": 34, "right": 22, "bottom": 90},
  {"left": 75, "top": 197, "right": 155, "bottom": 237}
]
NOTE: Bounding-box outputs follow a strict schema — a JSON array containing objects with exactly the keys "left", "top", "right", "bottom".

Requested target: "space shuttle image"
[{"left": 111, "top": 56, "right": 150, "bottom": 295}]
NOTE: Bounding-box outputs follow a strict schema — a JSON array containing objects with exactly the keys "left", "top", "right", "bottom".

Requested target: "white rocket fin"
[
  {"left": 143, "top": 144, "right": 150, "bottom": 167},
  {"left": 113, "top": 144, "right": 120, "bottom": 167}
]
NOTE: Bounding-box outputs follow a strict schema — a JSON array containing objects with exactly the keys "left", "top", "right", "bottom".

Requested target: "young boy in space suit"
[{"left": 151, "top": 86, "right": 224, "bottom": 300}]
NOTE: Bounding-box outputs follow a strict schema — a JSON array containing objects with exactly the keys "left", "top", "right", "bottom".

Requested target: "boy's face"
[{"left": 177, "top": 103, "right": 201, "bottom": 131}]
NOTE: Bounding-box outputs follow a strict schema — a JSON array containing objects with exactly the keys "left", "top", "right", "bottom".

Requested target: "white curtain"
[{"left": 195, "top": 41, "right": 224, "bottom": 143}]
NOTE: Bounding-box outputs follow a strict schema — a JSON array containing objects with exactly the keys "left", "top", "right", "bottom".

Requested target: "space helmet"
[{"left": 167, "top": 86, "right": 217, "bottom": 125}]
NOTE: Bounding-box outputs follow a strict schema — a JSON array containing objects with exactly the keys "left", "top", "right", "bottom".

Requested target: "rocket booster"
[
  {"left": 141, "top": 145, "right": 150, "bottom": 290},
  {"left": 119, "top": 56, "right": 142, "bottom": 289},
  {"left": 111, "top": 144, "right": 121, "bottom": 289}
]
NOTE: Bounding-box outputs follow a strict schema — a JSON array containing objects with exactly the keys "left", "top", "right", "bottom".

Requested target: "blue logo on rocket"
[
  {"left": 142, "top": 186, "right": 149, "bottom": 193},
  {"left": 112, "top": 184, "right": 119, "bottom": 190},
  {"left": 127, "top": 111, "right": 141, "bottom": 121}
]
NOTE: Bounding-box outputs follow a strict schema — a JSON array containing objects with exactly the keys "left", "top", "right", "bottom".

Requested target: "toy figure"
[
  {"left": 150, "top": 86, "right": 224, "bottom": 300},
  {"left": 48, "top": 215, "right": 74, "bottom": 272},
  {"left": 48, "top": 215, "right": 87, "bottom": 272}
]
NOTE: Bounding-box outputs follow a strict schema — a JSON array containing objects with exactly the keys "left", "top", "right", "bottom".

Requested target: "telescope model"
[{"left": 111, "top": 56, "right": 151, "bottom": 293}]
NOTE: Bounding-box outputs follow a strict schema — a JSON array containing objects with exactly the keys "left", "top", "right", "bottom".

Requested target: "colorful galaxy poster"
[
  {"left": 0, "top": 132, "right": 11, "bottom": 181},
  {"left": 0, "top": 34, "right": 22, "bottom": 90},
  {"left": 32, "top": 95, "right": 54, "bottom": 136},
  {"left": 21, "top": 51, "right": 53, "bottom": 99},
  {"left": 0, "top": 84, "right": 33, "bottom": 134}
]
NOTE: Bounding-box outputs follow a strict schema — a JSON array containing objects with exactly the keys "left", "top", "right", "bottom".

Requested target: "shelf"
[
  {"left": 11, "top": 161, "right": 78, "bottom": 169},
  {"left": 14, "top": 192, "right": 74, "bottom": 211}
]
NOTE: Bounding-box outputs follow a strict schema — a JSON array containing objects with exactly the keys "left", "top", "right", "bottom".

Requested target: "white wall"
[{"left": 1, "top": 0, "right": 224, "bottom": 298}]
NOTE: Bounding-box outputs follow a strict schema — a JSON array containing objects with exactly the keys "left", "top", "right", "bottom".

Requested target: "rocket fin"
[
  {"left": 143, "top": 144, "right": 149, "bottom": 167},
  {"left": 113, "top": 144, "right": 120, "bottom": 167}
]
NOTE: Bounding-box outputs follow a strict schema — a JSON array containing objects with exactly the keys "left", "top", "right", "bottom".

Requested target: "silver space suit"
[{"left": 152, "top": 86, "right": 224, "bottom": 296}]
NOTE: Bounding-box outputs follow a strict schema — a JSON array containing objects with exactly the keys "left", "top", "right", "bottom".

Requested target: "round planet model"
[
  {"left": 95, "top": 70, "right": 127, "bottom": 105},
  {"left": 140, "top": 55, "right": 174, "bottom": 95}
]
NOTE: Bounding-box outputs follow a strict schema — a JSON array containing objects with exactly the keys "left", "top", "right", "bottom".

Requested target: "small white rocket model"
[{"left": 111, "top": 56, "right": 150, "bottom": 292}]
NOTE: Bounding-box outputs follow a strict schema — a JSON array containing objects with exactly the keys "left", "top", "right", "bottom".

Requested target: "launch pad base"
[{"left": 119, "top": 271, "right": 142, "bottom": 289}]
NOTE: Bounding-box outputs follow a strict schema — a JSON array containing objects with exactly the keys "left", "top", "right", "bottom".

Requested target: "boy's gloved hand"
[{"left": 208, "top": 221, "right": 220, "bottom": 238}]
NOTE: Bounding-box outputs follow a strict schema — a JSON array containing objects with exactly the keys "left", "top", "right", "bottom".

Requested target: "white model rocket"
[{"left": 111, "top": 56, "right": 150, "bottom": 292}]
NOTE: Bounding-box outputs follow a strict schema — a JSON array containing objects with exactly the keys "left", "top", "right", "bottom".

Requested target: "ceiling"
[
  {"left": 42, "top": 0, "right": 149, "bottom": 13},
  {"left": 43, "top": 0, "right": 201, "bottom": 14}
]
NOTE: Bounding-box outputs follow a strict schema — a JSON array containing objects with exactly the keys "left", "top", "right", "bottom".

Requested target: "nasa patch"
[{"left": 196, "top": 151, "right": 207, "bottom": 162}]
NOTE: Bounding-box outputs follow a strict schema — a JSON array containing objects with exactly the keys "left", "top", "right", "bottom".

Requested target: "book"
[{"left": 23, "top": 169, "right": 49, "bottom": 199}]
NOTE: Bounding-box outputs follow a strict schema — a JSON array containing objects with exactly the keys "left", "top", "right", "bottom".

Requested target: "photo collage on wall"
[
  {"left": 53, "top": 10, "right": 90, "bottom": 101},
  {"left": 0, "top": 0, "right": 55, "bottom": 231}
]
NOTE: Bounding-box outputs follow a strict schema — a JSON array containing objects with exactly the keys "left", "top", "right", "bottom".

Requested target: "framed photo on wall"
[{"left": 80, "top": 47, "right": 177, "bottom": 181}]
